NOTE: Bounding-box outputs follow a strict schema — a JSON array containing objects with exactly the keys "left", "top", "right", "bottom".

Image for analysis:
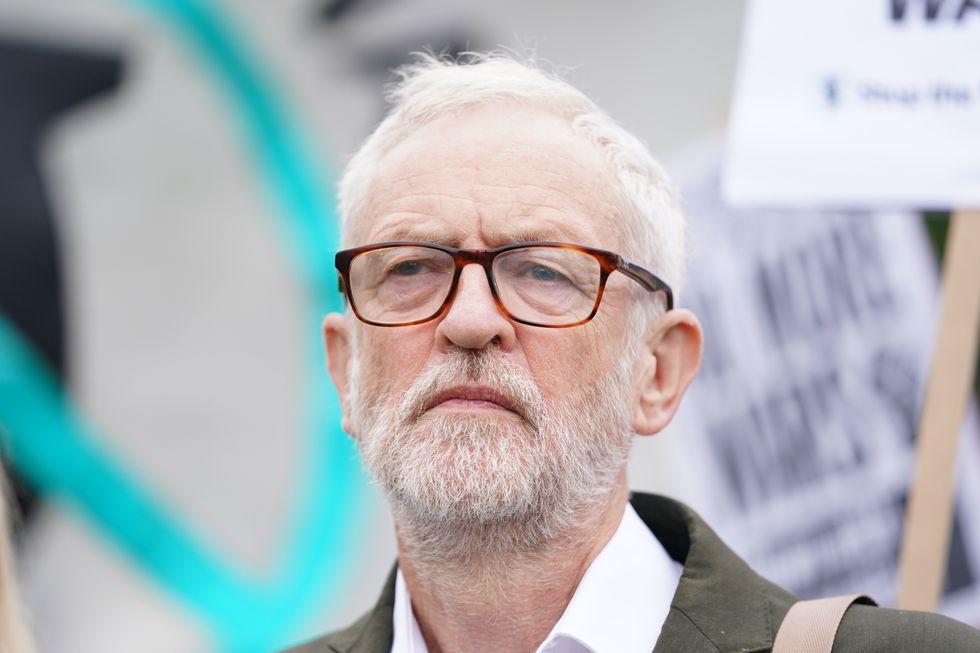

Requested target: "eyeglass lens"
[{"left": 347, "top": 245, "right": 602, "bottom": 326}]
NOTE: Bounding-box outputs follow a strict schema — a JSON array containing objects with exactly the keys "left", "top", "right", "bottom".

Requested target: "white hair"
[{"left": 338, "top": 51, "right": 686, "bottom": 315}]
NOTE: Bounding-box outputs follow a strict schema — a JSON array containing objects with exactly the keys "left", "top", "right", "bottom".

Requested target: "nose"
[{"left": 434, "top": 263, "right": 517, "bottom": 351}]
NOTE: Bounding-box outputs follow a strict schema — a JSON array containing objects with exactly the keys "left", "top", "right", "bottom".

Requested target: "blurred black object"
[
  {"left": 321, "top": 0, "right": 373, "bottom": 23},
  {"left": 0, "top": 36, "right": 123, "bottom": 527},
  {"left": 316, "top": 0, "right": 483, "bottom": 127}
]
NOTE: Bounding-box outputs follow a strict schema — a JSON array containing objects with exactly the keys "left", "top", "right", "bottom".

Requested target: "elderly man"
[{"left": 284, "top": 54, "right": 980, "bottom": 653}]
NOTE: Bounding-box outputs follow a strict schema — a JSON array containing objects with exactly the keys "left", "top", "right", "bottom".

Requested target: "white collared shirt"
[{"left": 391, "top": 503, "right": 682, "bottom": 653}]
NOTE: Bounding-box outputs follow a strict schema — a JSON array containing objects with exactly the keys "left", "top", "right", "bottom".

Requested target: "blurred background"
[{"left": 0, "top": 0, "right": 977, "bottom": 651}]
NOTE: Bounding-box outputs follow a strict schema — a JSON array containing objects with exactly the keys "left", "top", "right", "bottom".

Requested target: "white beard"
[{"left": 349, "top": 341, "right": 635, "bottom": 561}]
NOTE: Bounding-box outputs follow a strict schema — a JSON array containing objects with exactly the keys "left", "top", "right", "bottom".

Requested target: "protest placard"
[
  {"left": 664, "top": 141, "right": 980, "bottom": 623},
  {"left": 723, "top": 0, "right": 980, "bottom": 609},
  {"left": 724, "top": 0, "right": 980, "bottom": 207}
]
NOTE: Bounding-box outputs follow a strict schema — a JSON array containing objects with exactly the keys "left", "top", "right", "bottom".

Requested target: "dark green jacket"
[{"left": 283, "top": 493, "right": 980, "bottom": 652}]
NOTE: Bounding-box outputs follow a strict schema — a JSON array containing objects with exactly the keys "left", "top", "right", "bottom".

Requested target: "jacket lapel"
[
  {"left": 631, "top": 494, "right": 796, "bottom": 653},
  {"left": 327, "top": 566, "right": 396, "bottom": 653}
]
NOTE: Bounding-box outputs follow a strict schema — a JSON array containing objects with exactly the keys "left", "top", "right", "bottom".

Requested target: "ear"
[
  {"left": 633, "top": 308, "right": 703, "bottom": 436},
  {"left": 323, "top": 313, "right": 354, "bottom": 435}
]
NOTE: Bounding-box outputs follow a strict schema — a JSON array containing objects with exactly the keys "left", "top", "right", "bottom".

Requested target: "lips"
[{"left": 423, "top": 385, "right": 518, "bottom": 414}]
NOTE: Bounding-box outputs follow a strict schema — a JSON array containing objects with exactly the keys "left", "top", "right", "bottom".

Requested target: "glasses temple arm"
[{"left": 616, "top": 258, "right": 674, "bottom": 311}]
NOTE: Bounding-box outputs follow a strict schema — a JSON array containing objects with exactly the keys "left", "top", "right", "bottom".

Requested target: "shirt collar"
[
  {"left": 392, "top": 569, "right": 428, "bottom": 653},
  {"left": 391, "top": 503, "right": 681, "bottom": 653}
]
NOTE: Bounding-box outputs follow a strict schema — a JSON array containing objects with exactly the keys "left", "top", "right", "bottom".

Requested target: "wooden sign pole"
[{"left": 898, "top": 210, "right": 980, "bottom": 611}]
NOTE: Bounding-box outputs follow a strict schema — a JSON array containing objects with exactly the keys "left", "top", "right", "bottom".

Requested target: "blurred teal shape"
[
  {"left": 0, "top": 315, "right": 259, "bottom": 626},
  {"left": 0, "top": 0, "right": 365, "bottom": 651}
]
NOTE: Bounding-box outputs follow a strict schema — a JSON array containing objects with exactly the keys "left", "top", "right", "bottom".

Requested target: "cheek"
[
  {"left": 520, "top": 328, "right": 614, "bottom": 401},
  {"left": 355, "top": 326, "right": 433, "bottom": 395},
  {"left": 597, "top": 279, "right": 633, "bottom": 320}
]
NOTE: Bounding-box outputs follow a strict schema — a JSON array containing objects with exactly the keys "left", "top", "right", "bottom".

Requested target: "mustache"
[{"left": 396, "top": 347, "right": 546, "bottom": 427}]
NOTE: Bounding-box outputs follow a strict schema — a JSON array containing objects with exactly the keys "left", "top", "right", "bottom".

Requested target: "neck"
[{"left": 394, "top": 480, "right": 630, "bottom": 653}]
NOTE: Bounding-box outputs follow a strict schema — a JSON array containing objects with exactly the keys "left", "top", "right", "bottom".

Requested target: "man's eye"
[
  {"left": 390, "top": 260, "right": 424, "bottom": 276},
  {"left": 529, "top": 265, "right": 560, "bottom": 282}
]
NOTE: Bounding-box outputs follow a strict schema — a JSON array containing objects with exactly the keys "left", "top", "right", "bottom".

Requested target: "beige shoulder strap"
[{"left": 772, "top": 594, "right": 874, "bottom": 653}]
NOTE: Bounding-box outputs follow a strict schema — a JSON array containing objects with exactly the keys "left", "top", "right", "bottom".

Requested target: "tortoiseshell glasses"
[{"left": 335, "top": 241, "right": 673, "bottom": 328}]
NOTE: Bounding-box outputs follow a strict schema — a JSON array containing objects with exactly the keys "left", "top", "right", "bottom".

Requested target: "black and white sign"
[{"left": 667, "top": 141, "right": 980, "bottom": 625}]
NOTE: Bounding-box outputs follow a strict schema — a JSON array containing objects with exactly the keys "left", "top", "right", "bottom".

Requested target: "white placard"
[
  {"left": 723, "top": 0, "right": 980, "bottom": 207},
  {"left": 667, "top": 140, "right": 980, "bottom": 624}
]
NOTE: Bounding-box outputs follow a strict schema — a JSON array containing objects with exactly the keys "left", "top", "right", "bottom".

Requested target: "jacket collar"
[
  {"left": 325, "top": 493, "right": 794, "bottom": 653},
  {"left": 322, "top": 565, "right": 396, "bottom": 653},
  {"left": 632, "top": 493, "right": 795, "bottom": 653}
]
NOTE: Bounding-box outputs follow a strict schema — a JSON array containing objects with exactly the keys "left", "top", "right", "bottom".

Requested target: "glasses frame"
[{"left": 335, "top": 241, "right": 674, "bottom": 328}]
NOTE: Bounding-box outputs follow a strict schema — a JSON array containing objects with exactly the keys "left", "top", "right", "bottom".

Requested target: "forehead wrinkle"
[
  {"left": 464, "top": 166, "right": 613, "bottom": 211},
  {"left": 382, "top": 225, "right": 469, "bottom": 247},
  {"left": 476, "top": 187, "right": 619, "bottom": 249},
  {"left": 495, "top": 225, "right": 576, "bottom": 244},
  {"left": 366, "top": 213, "right": 470, "bottom": 246},
  {"left": 469, "top": 174, "right": 622, "bottom": 246},
  {"left": 358, "top": 184, "right": 478, "bottom": 244},
  {"left": 379, "top": 191, "right": 476, "bottom": 210},
  {"left": 384, "top": 146, "right": 613, "bottom": 219},
  {"left": 479, "top": 213, "right": 595, "bottom": 245},
  {"left": 387, "top": 166, "right": 477, "bottom": 193},
  {"left": 478, "top": 184, "right": 592, "bottom": 213}
]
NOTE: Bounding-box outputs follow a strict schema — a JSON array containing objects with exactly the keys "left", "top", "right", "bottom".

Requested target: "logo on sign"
[{"left": 890, "top": 0, "right": 980, "bottom": 22}]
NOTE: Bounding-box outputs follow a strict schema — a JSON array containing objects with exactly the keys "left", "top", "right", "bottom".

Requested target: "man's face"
[{"left": 331, "top": 106, "right": 647, "bottom": 543}]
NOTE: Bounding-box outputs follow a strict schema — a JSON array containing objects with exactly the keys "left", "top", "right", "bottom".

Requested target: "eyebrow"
[
  {"left": 373, "top": 224, "right": 468, "bottom": 247},
  {"left": 503, "top": 226, "right": 567, "bottom": 244}
]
